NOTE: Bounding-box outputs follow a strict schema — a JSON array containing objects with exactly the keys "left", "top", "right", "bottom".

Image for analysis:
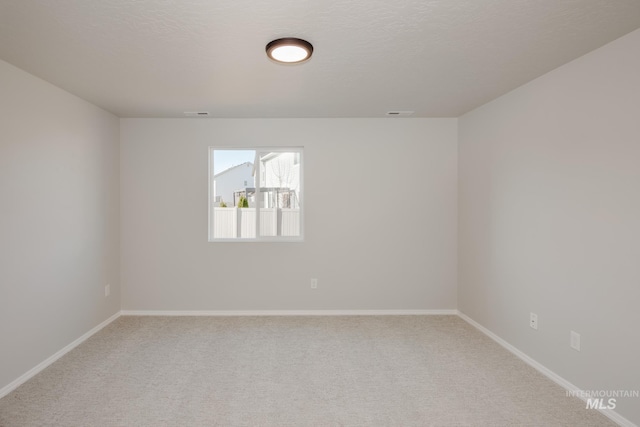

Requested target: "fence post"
[{"left": 235, "top": 207, "right": 240, "bottom": 238}]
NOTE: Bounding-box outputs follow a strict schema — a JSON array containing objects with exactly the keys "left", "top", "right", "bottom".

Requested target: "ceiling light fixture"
[{"left": 266, "top": 38, "right": 313, "bottom": 64}]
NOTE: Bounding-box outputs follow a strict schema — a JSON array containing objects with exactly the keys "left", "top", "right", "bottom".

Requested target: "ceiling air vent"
[
  {"left": 184, "top": 111, "right": 210, "bottom": 117},
  {"left": 386, "top": 111, "right": 414, "bottom": 117}
]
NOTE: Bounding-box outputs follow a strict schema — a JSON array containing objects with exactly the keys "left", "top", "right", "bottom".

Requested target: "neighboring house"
[
  {"left": 253, "top": 152, "right": 301, "bottom": 208},
  {"left": 213, "top": 162, "right": 254, "bottom": 207}
]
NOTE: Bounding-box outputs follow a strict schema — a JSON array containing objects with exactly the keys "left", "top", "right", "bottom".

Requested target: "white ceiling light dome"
[{"left": 266, "top": 38, "right": 313, "bottom": 64}]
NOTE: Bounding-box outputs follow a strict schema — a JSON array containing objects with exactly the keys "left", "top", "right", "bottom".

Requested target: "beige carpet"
[{"left": 0, "top": 315, "right": 615, "bottom": 426}]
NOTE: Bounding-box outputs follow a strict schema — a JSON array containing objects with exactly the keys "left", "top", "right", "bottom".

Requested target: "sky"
[{"left": 213, "top": 149, "right": 255, "bottom": 175}]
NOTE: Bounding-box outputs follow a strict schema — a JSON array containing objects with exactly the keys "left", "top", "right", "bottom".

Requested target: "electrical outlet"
[
  {"left": 105, "top": 284, "right": 110, "bottom": 297},
  {"left": 570, "top": 331, "right": 581, "bottom": 351},
  {"left": 310, "top": 278, "right": 318, "bottom": 289},
  {"left": 530, "top": 312, "right": 538, "bottom": 330}
]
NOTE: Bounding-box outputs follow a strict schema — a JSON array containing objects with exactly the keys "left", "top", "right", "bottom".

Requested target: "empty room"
[{"left": 1, "top": 1, "right": 639, "bottom": 426}]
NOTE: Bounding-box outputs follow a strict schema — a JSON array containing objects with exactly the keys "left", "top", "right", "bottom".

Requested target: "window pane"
[
  {"left": 258, "top": 151, "right": 301, "bottom": 237},
  {"left": 212, "top": 150, "right": 255, "bottom": 239}
]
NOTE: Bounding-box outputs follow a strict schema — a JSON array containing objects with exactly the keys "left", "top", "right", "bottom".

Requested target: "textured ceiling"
[{"left": 1, "top": 0, "right": 639, "bottom": 118}]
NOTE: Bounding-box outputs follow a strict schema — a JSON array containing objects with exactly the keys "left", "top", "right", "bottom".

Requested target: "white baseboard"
[
  {"left": 457, "top": 311, "right": 636, "bottom": 427},
  {"left": 121, "top": 309, "right": 459, "bottom": 316},
  {"left": 0, "top": 311, "right": 121, "bottom": 400}
]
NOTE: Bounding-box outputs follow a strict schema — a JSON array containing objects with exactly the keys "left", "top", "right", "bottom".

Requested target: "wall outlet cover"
[
  {"left": 570, "top": 331, "right": 581, "bottom": 351},
  {"left": 530, "top": 312, "right": 538, "bottom": 330}
]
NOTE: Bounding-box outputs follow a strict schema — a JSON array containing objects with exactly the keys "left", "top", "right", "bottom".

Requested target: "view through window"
[{"left": 209, "top": 148, "right": 303, "bottom": 241}]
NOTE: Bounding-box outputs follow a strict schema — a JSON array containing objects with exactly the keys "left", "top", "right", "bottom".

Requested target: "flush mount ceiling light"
[{"left": 266, "top": 38, "right": 313, "bottom": 64}]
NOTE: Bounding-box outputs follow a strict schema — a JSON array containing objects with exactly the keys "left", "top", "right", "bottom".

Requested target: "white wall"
[
  {"left": 458, "top": 29, "right": 640, "bottom": 424},
  {"left": 0, "top": 60, "right": 120, "bottom": 392},
  {"left": 120, "top": 118, "right": 457, "bottom": 311}
]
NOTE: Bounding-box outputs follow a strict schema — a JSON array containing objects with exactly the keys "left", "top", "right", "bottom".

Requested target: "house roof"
[
  {"left": 213, "top": 162, "right": 253, "bottom": 178},
  {"left": 1, "top": 1, "right": 639, "bottom": 118}
]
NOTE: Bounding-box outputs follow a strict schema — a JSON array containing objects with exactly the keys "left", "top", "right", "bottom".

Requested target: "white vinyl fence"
[{"left": 213, "top": 207, "right": 300, "bottom": 238}]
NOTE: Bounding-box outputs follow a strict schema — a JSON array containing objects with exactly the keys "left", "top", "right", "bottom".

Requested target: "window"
[{"left": 209, "top": 147, "right": 303, "bottom": 241}]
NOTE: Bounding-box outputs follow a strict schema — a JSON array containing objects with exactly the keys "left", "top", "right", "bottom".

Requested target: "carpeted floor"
[{"left": 0, "top": 315, "right": 615, "bottom": 426}]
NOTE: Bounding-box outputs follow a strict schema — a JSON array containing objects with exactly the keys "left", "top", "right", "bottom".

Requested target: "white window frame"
[{"left": 208, "top": 146, "right": 304, "bottom": 242}]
